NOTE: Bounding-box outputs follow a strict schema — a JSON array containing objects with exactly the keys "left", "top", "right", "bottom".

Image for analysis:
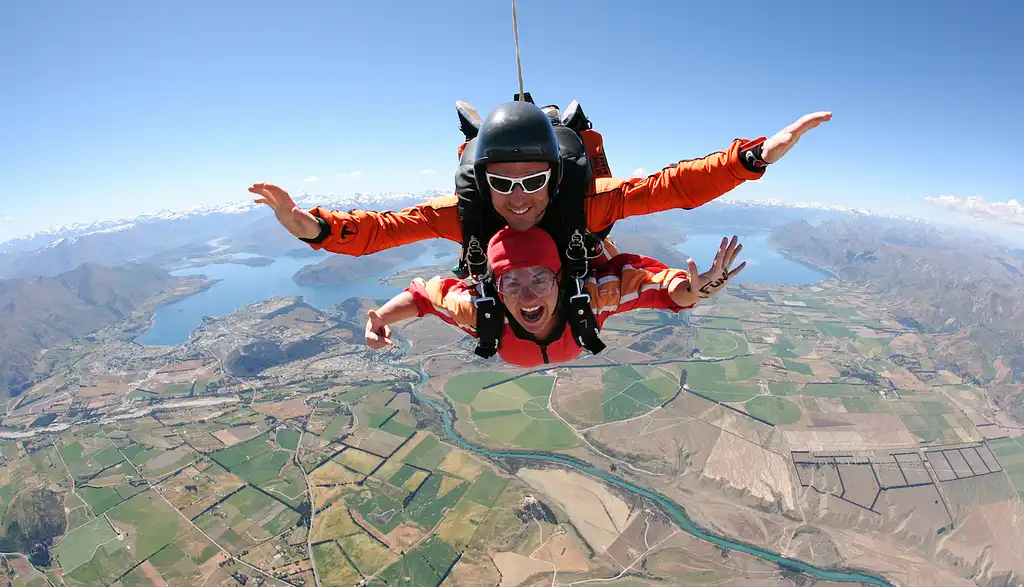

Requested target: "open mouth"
[
  {"left": 520, "top": 305, "right": 544, "bottom": 324},
  {"left": 509, "top": 206, "right": 532, "bottom": 216}
]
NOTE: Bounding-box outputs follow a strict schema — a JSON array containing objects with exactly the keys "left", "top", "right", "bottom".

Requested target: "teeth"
[
  {"left": 523, "top": 306, "right": 540, "bottom": 311},
  {"left": 510, "top": 207, "right": 530, "bottom": 215}
]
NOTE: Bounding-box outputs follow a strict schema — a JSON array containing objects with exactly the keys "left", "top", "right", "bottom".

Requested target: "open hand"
[
  {"left": 249, "top": 182, "right": 321, "bottom": 240},
  {"left": 762, "top": 112, "right": 832, "bottom": 164},
  {"left": 687, "top": 236, "right": 746, "bottom": 299},
  {"left": 365, "top": 310, "right": 394, "bottom": 349}
]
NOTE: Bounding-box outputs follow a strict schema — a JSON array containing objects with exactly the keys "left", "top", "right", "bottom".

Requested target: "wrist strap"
[{"left": 739, "top": 136, "right": 769, "bottom": 173}]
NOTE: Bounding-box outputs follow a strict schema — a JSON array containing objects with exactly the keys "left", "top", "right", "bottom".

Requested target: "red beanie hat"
[{"left": 487, "top": 226, "right": 561, "bottom": 278}]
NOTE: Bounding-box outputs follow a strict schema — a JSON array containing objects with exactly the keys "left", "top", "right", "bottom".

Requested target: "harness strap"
[
  {"left": 473, "top": 281, "right": 504, "bottom": 358},
  {"left": 564, "top": 277, "right": 607, "bottom": 355}
]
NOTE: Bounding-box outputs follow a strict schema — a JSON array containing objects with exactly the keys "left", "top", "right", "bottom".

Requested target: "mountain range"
[
  {"left": 772, "top": 216, "right": 1024, "bottom": 421},
  {"left": 0, "top": 264, "right": 203, "bottom": 397},
  {"left": 0, "top": 191, "right": 925, "bottom": 281}
]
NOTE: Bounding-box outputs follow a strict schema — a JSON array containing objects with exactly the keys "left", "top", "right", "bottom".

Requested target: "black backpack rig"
[{"left": 452, "top": 93, "right": 614, "bottom": 361}]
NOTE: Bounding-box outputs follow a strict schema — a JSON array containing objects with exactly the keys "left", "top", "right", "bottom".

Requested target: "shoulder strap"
[
  {"left": 563, "top": 275, "right": 607, "bottom": 355},
  {"left": 472, "top": 280, "right": 504, "bottom": 359},
  {"left": 455, "top": 138, "right": 490, "bottom": 280}
]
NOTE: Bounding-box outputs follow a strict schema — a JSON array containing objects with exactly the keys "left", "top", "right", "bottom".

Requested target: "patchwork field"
[{"left": 446, "top": 372, "right": 582, "bottom": 451}]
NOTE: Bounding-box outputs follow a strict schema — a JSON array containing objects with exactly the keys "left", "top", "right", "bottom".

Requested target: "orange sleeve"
[
  {"left": 584, "top": 138, "right": 765, "bottom": 232},
  {"left": 305, "top": 194, "right": 463, "bottom": 256}
]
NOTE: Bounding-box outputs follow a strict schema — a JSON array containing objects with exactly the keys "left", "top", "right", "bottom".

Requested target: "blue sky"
[{"left": 1, "top": 0, "right": 1021, "bottom": 242}]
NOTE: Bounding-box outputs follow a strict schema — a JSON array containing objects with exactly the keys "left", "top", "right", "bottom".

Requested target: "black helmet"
[{"left": 472, "top": 101, "right": 562, "bottom": 198}]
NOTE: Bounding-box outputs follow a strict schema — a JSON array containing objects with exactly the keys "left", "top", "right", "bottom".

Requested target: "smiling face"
[
  {"left": 497, "top": 266, "right": 561, "bottom": 337},
  {"left": 486, "top": 161, "right": 552, "bottom": 231}
]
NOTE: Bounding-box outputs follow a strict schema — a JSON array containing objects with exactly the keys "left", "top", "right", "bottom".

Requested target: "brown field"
[
  {"left": 77, "top": 384, "right": 123, "bottom": 399},
  {"left": 880, "top": 367, "right": 928, "bottom": 391},
  {"left": 836, "top": 463, "right": 879, "bottom": 508},
  {"left": 940, "top": 498, "right": 1024, "bottom": 578},
  {"left": 702, "top": 431, "right": 796, "bottom": 511},
  {"left": 895, "top": 453, "right": 933, "bottom": 484},
  {"left": 335, "top": 447, "right": 384, "bottom": 475},
  {"left": 174, "top": 425, "right": 226, "bottom": 452},
  {"left": 310, "top": 460, "right": 364, "bottom": 488},
  {"left": 345, "top": 427, "right": 406, "bottom": 457},
  {"left": 605, "top": 512, "right": 677, "bottom": 570},
  {"left": 783, "top": 413, "right": 919, "bottom": 451},
  {"left": 806, "top": 359, "right": 841, "bottom": 378},
  {"left": 517, "top": 468, "right": 631, "bottom": 555},
  {"left": 338, "top": 532, "right": 393, "bottom": 576},
  {"left": 140, "top": 446, "right": 198, "bottom": 479},
  {"left": 157, "top": 463, "right": 245, "bottom": 520},
  {"left": 445, "top": 549, "right": 501, "bottom": 587},
  {"left": 372, "top": 431, "right": 428, "bottom": 480},
  {"left": 585, "top": 396, "right": 719, "bottom": 476},
  {"left": 492, "top": 551, "right": 551, "bottom": 587},
  {"left": 438, "top": 450, "right": 487, "bottom": 481},
  {"left": 878, "top": 484, "right": 950, "bottom": 536},
  {"left": 872, "top": 454, "right": 908, "bottom": 488},
  {"left": 312, "top": 502, "right": 358, "bottom": 542},
  {"left": 383, "top": 521, "right": 426, "bottom": 551},
  {"left": 437, "top": 499, "right": 489, "bottom": 548},
  {"left": 136, "top": 561, "right": 168, "bottom": 587},
  {"left": 253, "top": 399, "right": 310, "bottom": 420}
]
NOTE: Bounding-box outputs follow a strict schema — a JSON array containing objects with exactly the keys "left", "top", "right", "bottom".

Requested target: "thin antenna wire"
[{"left": 511, "top": 0, "right": 524, "bottom": 100}]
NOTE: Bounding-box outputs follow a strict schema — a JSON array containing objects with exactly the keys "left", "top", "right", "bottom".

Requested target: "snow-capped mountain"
[
  {"left": 0, "top": 190, "right": 925, "bottom": 280},
  {"left": 1, "top": 190, "right": 447, "bottom": 255}
]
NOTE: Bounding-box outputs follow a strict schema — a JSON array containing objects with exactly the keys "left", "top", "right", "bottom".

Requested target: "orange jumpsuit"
[{"left": 303, "top": 138, "right": 765, "bottom": 256}]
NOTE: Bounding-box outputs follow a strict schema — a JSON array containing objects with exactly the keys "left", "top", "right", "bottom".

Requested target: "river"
[{"left": 387, "top": 356, "right": 895, "bottom": 586}]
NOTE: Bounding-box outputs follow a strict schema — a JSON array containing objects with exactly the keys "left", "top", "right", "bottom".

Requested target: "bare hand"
[
  {"left": 248, "top": 182, "right": 321, "bottom": 240},
  {"left": 365, "top": 310, "right": 394, "bottom": 349},
  {"left": 686, "top": 236, "right": 746, "bottom": 300},
  {"left": 762, "top": 112, "right": 832, "bottom": 164}
]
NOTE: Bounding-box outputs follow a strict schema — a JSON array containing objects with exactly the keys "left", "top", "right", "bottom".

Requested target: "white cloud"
[
  {"left": 924, "top": 195, "right": 1024, "bottom": 227},
  {"left": 303, "top": 176, "right": 318, "bottom": 183},
  {"left": 420, "top": 169, "right": 437, "bottom": 176},
  {"left": 631, "top": 168, "right": 646, "bottom": 177},
  {"left": 337, "top": 170, "right": 362, "bottom": 178},
  {"left": 2, "top": 216, "right": 11, "bottom": 221}
]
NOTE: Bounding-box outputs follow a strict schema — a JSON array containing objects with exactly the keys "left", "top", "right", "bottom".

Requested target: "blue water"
[
  {"left": 137, "top": 247, "right": 457, "bottom": 346},
  {"left": 676, "top": 231, "right": 834, "bottom": 285}
]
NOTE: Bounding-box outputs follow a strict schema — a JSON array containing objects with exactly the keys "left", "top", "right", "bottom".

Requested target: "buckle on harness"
[
  {"left": 473, "top": 281, "right": 496, "bottom": 309},
  {"left": 565, "top": 230, "right": 587, "bottom": 261},
  {"left": 568, "top": 277, "right": 590, "bottom": 305},
  {"left": 465, "top": 236, "right": 487, "bottom": 275}
]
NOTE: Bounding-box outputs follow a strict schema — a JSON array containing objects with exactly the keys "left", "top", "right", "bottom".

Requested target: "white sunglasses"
[{"left": 485, "top": 169, "right": 552, "bottom": 194}]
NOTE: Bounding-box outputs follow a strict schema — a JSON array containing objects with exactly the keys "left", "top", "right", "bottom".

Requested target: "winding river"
[{"left": 391, "top": 358, "right": 897, "bottom": 586}]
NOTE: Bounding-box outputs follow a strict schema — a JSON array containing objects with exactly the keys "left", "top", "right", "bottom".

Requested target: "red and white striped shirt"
[{"left": 405, "top": 254, "right": 692, "bottom": 368}]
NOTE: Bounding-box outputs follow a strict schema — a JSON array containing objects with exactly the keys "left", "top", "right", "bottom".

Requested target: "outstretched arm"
[
  {"left": 250, "top": 182, "right": 464, "bottom": 256},
  {"left": 365, "top": 277, "right": 480, "bottom": 349},
  {"left": 585, "top": 112, "right": 832, "bottom": 231},
  {"left": 364, "top": 292, "right": 420, "bottom": 349}
]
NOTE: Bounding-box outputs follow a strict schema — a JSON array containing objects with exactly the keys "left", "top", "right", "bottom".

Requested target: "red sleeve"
[
  {"left": 587, "top": 254, "right": 693, "bottom": 328},
  {"left": 404, "top": 277, "right": 479, "bottom": 338}
]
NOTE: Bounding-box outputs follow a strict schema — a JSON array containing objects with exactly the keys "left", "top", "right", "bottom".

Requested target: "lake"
[
  {"left": 137, "top": 246, "right": 458, "bottom": 346},
  {"left": 138, "top": 230, "right": 833, "bottom": 346},
  {"left": 675, "top": 231, "right": 835, "bottom": 285}
]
